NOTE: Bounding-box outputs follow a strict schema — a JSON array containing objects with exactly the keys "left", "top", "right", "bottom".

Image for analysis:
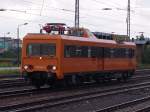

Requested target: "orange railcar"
[{"left": 21, "top": 26, "right": 136, "bottom": 88}]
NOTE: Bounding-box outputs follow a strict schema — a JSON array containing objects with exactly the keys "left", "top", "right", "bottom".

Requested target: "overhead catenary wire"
[
  {"left": 1, "top": 0, "right": 150, "bottom": 37},
  {"left": 13, "top": 0, "right": 139, "bottom": 23},
  {"left": 1, "top": 6, "right": 150, "bottom": 31},
  {"left": 40, "top": 0, "right": 45, "bottom": 16},
  {"left": 2, "top": 1, "right": 150, "bottom": 26}
]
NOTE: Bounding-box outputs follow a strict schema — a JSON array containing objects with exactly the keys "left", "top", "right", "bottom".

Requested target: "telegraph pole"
[
  {"left": 75, "top": 0, "right": 79, "bottom": 28},
  {"left": 127, "top": 0, "right": 130, "bottom": 38}
]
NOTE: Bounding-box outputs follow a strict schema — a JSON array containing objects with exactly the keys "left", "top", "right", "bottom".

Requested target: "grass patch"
[
  {"left": 0, "top": 63, "right": 18, "bottom": 67},
  {"left": 137, "top": 63, "right": 150, "bottom": 69},
  {"left": 0, "top": 58, "right": 18, "bottom": 67},
  {"left": 0, "top": 70, "right": 20, "bottom": 75}
]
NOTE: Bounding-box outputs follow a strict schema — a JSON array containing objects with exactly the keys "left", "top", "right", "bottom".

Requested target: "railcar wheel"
[
  {"left": 65, "top": 75, "right": 77, "bottom": 87},
  {"left": 53, "top": 79, "right": 66, "bottom": 88},
  {"left": 117, "top": 78, "right": 121, "bottom": 82},
  {"left": 93, "top": 75, "right": 102, "bottom": 84},
  {"left": 47, "top": 74, "right": 56, "bottom": 87},
  {"left": 95, "top": 79, "right": 100, "bottom": 83},
  {"left": 32, "top": 78, "right": 43, "bottom": 89},
  {"left": 30, "top": 72, "right": 47, "bottom": 89},
  {"left": 122, "top": 73, "right": 128, "bottom": 82},
  {"left": 76, "top": 75, "right": 83, "bottom": 86},
  {"left": 64, "top": 75, "right": 83, "bottom": 87}
]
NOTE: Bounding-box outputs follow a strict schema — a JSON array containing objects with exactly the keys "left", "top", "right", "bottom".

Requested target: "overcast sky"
[{"left": 0, "top": 0, "right": 150, "bottom": 39}]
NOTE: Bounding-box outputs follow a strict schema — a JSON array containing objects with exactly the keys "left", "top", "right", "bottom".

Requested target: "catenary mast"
[
  {"left": 75, "top": 0, "right": 79, "bottom": 28},
  {"left": 127, "top": 0, "right": 130, "bottom": 38}
]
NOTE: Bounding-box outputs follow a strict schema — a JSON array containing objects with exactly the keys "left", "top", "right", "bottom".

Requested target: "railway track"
[
  {"left": 0, "top": 68, "right": 149, "bottom": 87},
  {"left": 132, "top": 74, "right": 150, "bottom": 80},
  {"left": 1, "top": 73, "right": 150, "bottom": 99},
  {"left": 0, "top": 78, "right": 23, "bottom": 83},
  {"left": 0, "top": 87, "right": 36, "bottom": 99},
  {"left": 0, "top": 74, "right": 20, "bottom": 79},
  {"left": 95, "top": 96, "right": 150, "bottom": 112},
  {"left": 134, "top": 106, "right": 150, "bottom": 112},
  {"left": 0, "top": 78, "right": 26, "bottom": 89},
  {"left": 1, "top": 80, "right": 150, "bottom": 112},
  {"left": 135, "top": 69, "right": 150, "bottom": 76},
  {"left": 0, "top": 69, "right": 149, "bottom": 111},
  {"left": 0, "top": 68, "right": 148, "bottom": 79},
  {"left": 0, "top": 70, "right": 149, "bottom": 89},
  {"left": 0, "top": 72, "right": 149, "bottom": 98},
  {"left": 136, "top": 69, "right": 150, "bottom": 72}
]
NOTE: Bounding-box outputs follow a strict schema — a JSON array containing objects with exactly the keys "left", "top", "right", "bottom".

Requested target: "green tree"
[{"left": 142, "top": 45, "right": 150, "bottom": 64}]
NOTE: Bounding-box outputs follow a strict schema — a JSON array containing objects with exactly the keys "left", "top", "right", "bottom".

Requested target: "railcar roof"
[
  {"left": 24, "top": 33, "right": 136, "bottom": 46},
  {"left": 61, "top": 35, "right": 136, "bottom": 47}
]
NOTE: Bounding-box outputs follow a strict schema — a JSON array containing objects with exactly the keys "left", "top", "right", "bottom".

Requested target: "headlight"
[
  {"left": 52, "top": 66, "right": 56, "bottom": 70},
  {"left": 47, "top": 65, "right": 57, "bottom": 71},
  {"left": 24, "top": 65, "right": 28, "bottom": 70},
  {"left": 24, "top": 65, "right": 33, "bottom": 70}
]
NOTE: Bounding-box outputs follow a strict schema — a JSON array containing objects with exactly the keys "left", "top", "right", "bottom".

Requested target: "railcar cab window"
[{"left": 27, "top": 43, "right": 56, "bottom": 57}]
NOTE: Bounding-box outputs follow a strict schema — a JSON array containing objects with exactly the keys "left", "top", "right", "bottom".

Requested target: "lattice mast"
[
  {"left": 75, "top": 0, "right": 79, "bottom": 28},
  {"left": 127, "top": 0, "right": 130, "bottom": 38}
]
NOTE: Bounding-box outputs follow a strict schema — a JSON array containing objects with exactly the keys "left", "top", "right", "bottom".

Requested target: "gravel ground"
[
  {"left": 0, "top": 77, "right": 150, "bottom": 111},
  {"left": 0, "top": 75, "right": 146, "bottom": 92},
  {"left": 0, "top": 82, "right": 118, "bottom": 107},
  {"left": 34, "top": 87, "right": 150, "bottom": 112},
  {"left": 0, "top": 79, "right": 141, "bottom": 106},
  {"left": 115, "top": 100, "right": 150, "bottom": 112},
  {"left": 0, "top": 86, "right": 33, "bottom": 94},
  {"left": 0, "top": 79, "right": 145, "bottom": 106}
]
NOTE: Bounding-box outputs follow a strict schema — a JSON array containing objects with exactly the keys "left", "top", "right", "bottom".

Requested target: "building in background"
[
  {"left": 93, "top": 32, "right": 130, "bottom": 42},
  {"left": 0, "top": 37, "right": 22, "bottom": 53},
  {"left": 12, "top": 39, "right": 22, "bottom": 49}
]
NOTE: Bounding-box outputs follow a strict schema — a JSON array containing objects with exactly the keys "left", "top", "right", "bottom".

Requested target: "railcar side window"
[
  {"left": 88, "top": 47, "right": 103, "bottom": 58},
  {"left": 132, "top": 49, "right": 135, "bottom": 57},
  {"left": 91, "top": 47, "right": 98, "bottom": 57},
  {"left": 64, "top": 46, "right": 135, "bottom": 58},
  {"left": 129, "top": 49, "right": 135, "bottom": 58},
  {"left": 27, "top": 43, "right": 56, "bottom": 56},
  {"left": 114, "top": 48, "right": 126, "bottom": 58},
  {"left": 64, "top": 45, "right": 89, "bottom": 57},
  {"left": 104, "top": 48, "right": 129, "bottom": 58},
  {"left": 97, "top": 47, "right": 103, "bottom": 58},
  {"left": 110, "top": 48, "right": 115, "bottom": 58},
  {"left": 76, "top": 46, "right": 82, "bottom": 57},
  {"left": 64, "top": 45, "right": 134, "bottom": 59},
  {"left": 125, "top": 49, "right": 129, "bottom": 58},
  {"left": 121, "top": 48, "right": 126, "bottom": 58},
  {"left": 81, "top": 46, "right": 88, "bottom": 57},
  {"left": 64, "top": 45, "right": 76, "bottom": 57},
  {"left": 104, "top": 48, "right": 111, "bottom": 58}
]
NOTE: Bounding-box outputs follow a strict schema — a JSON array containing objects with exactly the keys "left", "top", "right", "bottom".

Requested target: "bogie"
[
  {"left": 26, "top": 72, "right": 48, "bottom": 89},
  {"left": 24, "top": 71, "right": 134, "bottom": 88}
]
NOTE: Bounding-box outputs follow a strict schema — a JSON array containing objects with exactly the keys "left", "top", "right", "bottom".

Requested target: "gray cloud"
[{"left": 0, "top": 0, "right": 150, "bottom": 38}]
